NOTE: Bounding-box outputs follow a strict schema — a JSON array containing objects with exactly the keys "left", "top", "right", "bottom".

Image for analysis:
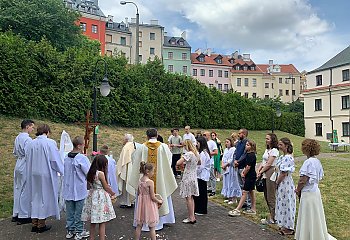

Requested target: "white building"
[{"left": 304, "top": 45, "right": 350, "bottom": 142}]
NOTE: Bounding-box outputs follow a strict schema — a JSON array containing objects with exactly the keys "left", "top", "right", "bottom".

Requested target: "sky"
[{"left": 99, "top": 0, "right": 350, "bottom": 72}]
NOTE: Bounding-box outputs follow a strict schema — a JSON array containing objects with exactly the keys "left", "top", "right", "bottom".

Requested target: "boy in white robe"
[
  {"left": 26, "top": 124, "right": 64, "bottom": 233},
  {"left": 12, "top": 119, "right": 35, "bottom": 224},
  {"left": 100, "top": 145, "right": 119, "bottom": 196}
]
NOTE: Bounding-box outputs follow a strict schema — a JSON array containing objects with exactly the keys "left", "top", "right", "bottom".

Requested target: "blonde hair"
[
  {"left": 230, "top": 132, "right": 238, "bottom": 142},
  {"left": 183, "top": 140, "right": 199, "bottom": 156},
  {"left": 247, "top": 140, "right": 257, "bottom": 153}
]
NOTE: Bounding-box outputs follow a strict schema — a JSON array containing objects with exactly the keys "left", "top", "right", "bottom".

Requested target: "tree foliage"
[
  {"left": 0, "top": 32, "right": 305, "bottom": 136},
  {"left": 0, "top": 0, "right": 81, "bottom": 50}
]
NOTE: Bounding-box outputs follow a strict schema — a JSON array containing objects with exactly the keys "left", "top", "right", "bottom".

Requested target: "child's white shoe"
[{"left": 66, "top": 231, "right": 74, "bottom": 239}]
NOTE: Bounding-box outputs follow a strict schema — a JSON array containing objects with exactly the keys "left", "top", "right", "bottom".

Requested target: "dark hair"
[
  {"left": 225, "top": 137, "right": 234, "bottom": 148},
  {"left": 240, "top": 128, "right": 249, "bottom": 137},
  {"left": 266, "top": 133, "right": 278, "bottom": 149},
  {"left": 100, "top": 145, "right": 109, "bottom": 155},
  {"left": 36, "top": 124, "right": 50, "bottom": 136},
  {"left": 247, "top": 139, "right": 257, "bottom": 153},
  {"left": 21, "top": 119, "right": 34, "bottom": 129},
  {"left": 196, "top": 136, "right": 210, "bottom": 154},
  {"left": 139, "top": 162, "right": 154, "bottom": 174},
  {"left": 302, "top": 139, "right": 320, "bottom": 157},
  {"left": 211, "top": 131, "right": 217, "bottom": 137},
  {"left": 279, "top": 137, "right": 293, "bottom": 154},
  {"left": 72, "top": 136, "right": 84, "bottom": 148},
  {"left": 146, "top": 128, "right": 157, "bottom": 138},
  {"left": 87, "top": 155, "right": 108, "bottom": 187},
  {"left": 173, "top": 128, "right": 179, "bottom": 131},
  {"left": 157, "top": 134, "right": 164, "bottom": 143}
]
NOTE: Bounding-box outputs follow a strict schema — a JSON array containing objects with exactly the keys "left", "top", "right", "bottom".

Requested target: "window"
[
  {"left": 168, "top": 65, "right": 174, "bottom": 73},
  {"left": 80, "top": 22, "right": 86, "bottom": 32},
  {"left": 252, "top": 93, "right": 257, "bottom": 98},
  {"left": 315, "top": 99, "right": 322, "bottom": 111},
  {"left": 150, "top": 47, "right": 155, "bottom": 55},
  {"left": 315, "top": 123, "right": 322, "bottom": 136},
  {"left": 252, "top": 78, "right": 257, "bottom": 87},
  {"left": 224, "top": 84, "right": 229, "bottom": 92},
  {"left": 343, "top": 122, "right": 350, "bottom": 136},
  {"left": 198, "top": 56, "right": 205, "bottom": 62},
  {"left": 218, "top": 84, "right": 222, "bottom": 91},
  {"left": 265, "top": 83, "right": 269, "bottom": 88},
  {"left": 235, "top": 65, "right": 240, "bottom": 70},
  {"left": 139, "top": 41, "right": 142, "bottom": 47},
  {"left": 244, "top": 92, "right": 249, "bottom": 98},
  {"left": 106, "top": 50, "right": 112, "bottom": 56},
  {"left": 92, "top": 25, "right": 98, "bottom": 33},
  {"left": 139, "top": 31, "right": 142, "bottom": 38},
  {"left": 236, "top": 78, "right": 241, "bottom": 86},
  {"left": 106, "top": 34, "right": 112, "bottom": 43},
  {"left": 286, "top": 90, "right": 289, "bottom": 96},
  {"left": 192, "top": 69, "right": 197, "bottom": 76},
  {"left": 179, "top": 40, "right": 184, "bottom": 46},
  {"left": 292, "top": 90, "right": 296, "bottom": 96},
  {"left": 224, "top": 71, "right": 229, "bottom": 78},
  {"left": 285, "top": 78, "right": 290, "bottom": 84},
  {"left": 209, "top": 70, "right": 213, "bottom": 77},
  {"left": 279, "top": 77, "right": 282, "bottom": 83},
  {"left": 316, "top": 75, "right": 322, "bottom": 86},
  {"left": 342, "top": 95, "right": 350, "bottom": 109},
  {"left": 182, "top": 66, "right": 188, "bottom": 74},
  {"left": 218, "top": 70, "right": 222, "bottom": 77},
  {"left": 209, "top": 84, "right": 214, "bottom": 88},
  {"left": 251, "top": 66, "right": 255, "bottom": 71},
  {"left": 279, "top": 89, "right": 283, "bottom": 96},
  {"left": 244, "top": 78, "right": 249, "bottom": 87},
  {"left": 182, "top": 53, "right": 187, "bottom": 60},
  {"left": 292, "top": 78, "right": 296, "bottom": 84},
  {"left": 342, "top": 69, "right": 350, "bottom": 81},
  {"left": 216, "top": 58, "right": 222, "bottom": 64},
  {"left": 200, "top": 69, "right": 205, "bottom": 76},
  {"left": 243, "top": 66, "right": 248, "bottom": 71},
  {"left": 139, "top": 55, "right": 142, "bottom": 62},
  {"left": 120, "top": 37, "right": 126, "bottom": 45},
  {"left": 265, "top": 95, "right": 269, "bottom": 99},
  {"left": 168, "top": 52, "right": 173, "bottom": 59},
  {"left": 272, "top": 83, "right": 274, "bottom": 89},
  {"left": 150, "top": 32, "right": 155, "bottom": 40}
]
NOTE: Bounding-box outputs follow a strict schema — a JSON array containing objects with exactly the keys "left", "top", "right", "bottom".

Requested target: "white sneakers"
[
  {"left": 66, "top": 231, "right": 74, "bottom": 239},
  {"left": 66, "top": 230, "right": 90, "bottom": 240}
]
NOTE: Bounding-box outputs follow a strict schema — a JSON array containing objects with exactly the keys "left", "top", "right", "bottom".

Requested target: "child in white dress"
[{"left": 81, "top": 155, "right": 116, "bottom": 240}]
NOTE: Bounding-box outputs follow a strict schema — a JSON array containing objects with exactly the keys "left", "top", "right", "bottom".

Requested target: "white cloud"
[{"left": 100, "top": 0, "right": 349, "bottom": 71}]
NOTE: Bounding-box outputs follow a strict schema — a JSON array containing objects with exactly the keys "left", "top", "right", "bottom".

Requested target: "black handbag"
[{"left": 255, "top": 177, "right": 265, "bottom": 192}]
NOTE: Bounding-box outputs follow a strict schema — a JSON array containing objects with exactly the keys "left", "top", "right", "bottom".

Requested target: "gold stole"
[{"left": 144, "top": 141, "right": 161, "bottom": 193}]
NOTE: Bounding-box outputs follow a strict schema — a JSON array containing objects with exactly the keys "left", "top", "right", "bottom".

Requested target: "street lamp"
[
  {"left": 272, "top": 106, "right": 282, "bottom": 133},
  {"left": 92, "top": 58, "right": 111, "bottom": 151},
  {"left": 120, "top": 1, "right": 139, "bottom": 64}
]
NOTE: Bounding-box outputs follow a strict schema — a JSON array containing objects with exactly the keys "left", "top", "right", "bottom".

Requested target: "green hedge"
[{"left": 0, "top": 32, "right": 305, "bottom": 135}]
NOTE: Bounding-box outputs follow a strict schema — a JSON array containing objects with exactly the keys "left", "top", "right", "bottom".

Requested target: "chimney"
[
  {"left": 164, "top": 31, "right": 168, "bottom": 36},
  {"left": 268, "top": 60, "right": 274, "bottom": 74},
  {"left": 150, "top": 19, "right": 158, "bottom": 25},
  {"left": 206, "top": 48, "right": 212, "bottom": 56},
  {"left": 269, "top": 59, "right": 273, "bottom": 66},
  {"left": 125, "top": 17, "right": 128, "bottom": 27},
  {"left": 107, "top": 15, "right": 113, "bottom": 22},
  {"left": 243, "top": 54, "right": 250, "bottom": 61},
  {"left": 195, "top": 48, "right": 202, "bottom": 55},
  {"left": 181, "top": 31, "right": 187, "bottom": 40},
  {"left": 131, "top": 17, "right": 136, "bottom": 23}
]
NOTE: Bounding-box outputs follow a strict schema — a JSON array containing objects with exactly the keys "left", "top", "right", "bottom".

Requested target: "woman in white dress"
[
  {"left": 177, "top": 140, "right": 200, "bottom": 224},
  {"left": 295, "top": 139, "right": 328, "bottom": 240},
  {"left": 275, "top": 138, "right": 296, "bottom": 235}
]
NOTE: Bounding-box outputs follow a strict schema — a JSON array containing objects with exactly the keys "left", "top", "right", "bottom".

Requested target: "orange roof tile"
[{"left": 257, "top": 64, "right": 300, "bottom": 74}]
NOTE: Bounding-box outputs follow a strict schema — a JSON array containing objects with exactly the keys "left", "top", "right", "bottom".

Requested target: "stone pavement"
[{"left": 0, "top": 186, "right": 284, "bottom": 240}]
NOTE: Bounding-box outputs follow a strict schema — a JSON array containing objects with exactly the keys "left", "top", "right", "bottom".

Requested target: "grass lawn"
[{"left": 0, "top": 115, "right": 346, "bottom": 238}]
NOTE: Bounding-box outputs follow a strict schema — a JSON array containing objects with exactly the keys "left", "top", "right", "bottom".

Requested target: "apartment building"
[
  {"left": 163, "top": 35, "right": 191, "bottom": 75},
  {"left": 65, "top": 0, "right": 107, "bottom": 53},
  {"left": 191, "top": 50, "right": 232, "bottom": 92},
  {"left": 304, "top": 45, "right": 350, "bottom": 142}
]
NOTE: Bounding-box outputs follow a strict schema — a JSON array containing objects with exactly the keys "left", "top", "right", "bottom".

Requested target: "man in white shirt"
[
  {"left": 203, "top": 131, "right": 218, "bottom": 197},
  {"left": 182, "top": 126, "right": 196, "bottom": 146}
]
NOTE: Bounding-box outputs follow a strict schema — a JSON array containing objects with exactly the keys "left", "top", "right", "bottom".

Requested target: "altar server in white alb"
[
  {"left": 100, "top": 145, "right": 119, "bottom": 196},
  {"left": 129, "top": 128, "right": 178, "bottom": 231},
  {"left": 63, "top": 136, "right": 91, "bottom": 240},
  {"left": 117, "top": 134, "right": 137, "bottom": 208},
  {"left": 12, "top": 119, "right": 35, "bottom": 225},
  {"left": 26, "top": 124, "right": 64, "bottom": 233}
]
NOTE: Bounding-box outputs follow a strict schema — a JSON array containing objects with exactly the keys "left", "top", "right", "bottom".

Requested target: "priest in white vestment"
[
  {"left": 117, "top": 134, "right": 137, "bottom": 207},
  {"left": 26, "top": 124, "right": 64, "bottom": 233},
  {"left": 12, "top": 119, "right": 35, "bottom": 224},
  {"left": 129, "top": 128, "right": 177, "bottom": 231}
]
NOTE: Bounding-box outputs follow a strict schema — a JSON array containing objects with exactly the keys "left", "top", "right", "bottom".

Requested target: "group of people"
[{"left": 11, "top": 120, "right": 331, "bottom": 240}]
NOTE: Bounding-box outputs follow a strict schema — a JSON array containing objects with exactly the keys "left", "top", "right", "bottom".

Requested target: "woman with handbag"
[
  {"left": 257, "top": 133, "right": 279, "bottom": 224},
  {"left": 275, "top": 138, "right": 296, "bottom": 235}
]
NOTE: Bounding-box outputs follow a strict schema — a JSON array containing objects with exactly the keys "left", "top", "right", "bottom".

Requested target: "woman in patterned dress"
[
  {"left": 275, "top": 138, "right": 296, "bottom": 235},
  {"left": 176, "top": 140, "right": 200, "bottom": 224},
  {"left": 81, "top": 155, "right": 116, "bottom": 240}
]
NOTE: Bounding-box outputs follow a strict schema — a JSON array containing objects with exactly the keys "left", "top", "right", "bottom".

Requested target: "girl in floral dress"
[
  {"left": 177, "top": 140, "right": 200, "bottom": 224},
  {"left": 134, "top": 162, "right": 163, "bottom": 240},
  {"left": 275, "top": 138, "right": 296, "bottom": 235},
  {"left": 81, "top": 155, "right": 116, "bottom": 240}
]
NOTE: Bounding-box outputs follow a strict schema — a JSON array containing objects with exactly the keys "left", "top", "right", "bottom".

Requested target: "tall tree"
[{"left": 0, "top": 0, "right": 81, "bottom": 50}]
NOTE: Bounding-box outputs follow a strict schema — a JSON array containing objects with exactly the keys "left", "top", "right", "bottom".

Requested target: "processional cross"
[{"left": 82, "top": 110, "right": 99, "bottom": 154}]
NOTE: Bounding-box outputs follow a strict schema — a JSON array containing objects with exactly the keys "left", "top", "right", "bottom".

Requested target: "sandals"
[
  {"left": 228, "top": 209, "right": 241, "bottom": 216},
  {"left": 243, "top": 209, "right": 256, "bottom": 215},
  {"left": 279, "top": 229, "right": 295, "bottom": 235}
]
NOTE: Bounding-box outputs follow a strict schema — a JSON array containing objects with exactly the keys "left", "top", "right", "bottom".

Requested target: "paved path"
[{"left": 0, "top": 184, "right": 284, "bottom": 240}]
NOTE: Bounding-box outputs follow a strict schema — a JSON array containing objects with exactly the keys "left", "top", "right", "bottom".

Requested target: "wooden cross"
[{"left": 79, "top": 110, "right": 99, "bottom": 154}]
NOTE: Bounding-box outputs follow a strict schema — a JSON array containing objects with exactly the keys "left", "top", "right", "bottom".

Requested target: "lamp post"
[
  {"left": 120, "top": 1, "right": 139, "bottom": 64},
  {"left": 272, "top": 106, "right": 282, "bottom": 133},
  {"left": 92, "top": 58, "right": 111, "bottom": 151}
]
